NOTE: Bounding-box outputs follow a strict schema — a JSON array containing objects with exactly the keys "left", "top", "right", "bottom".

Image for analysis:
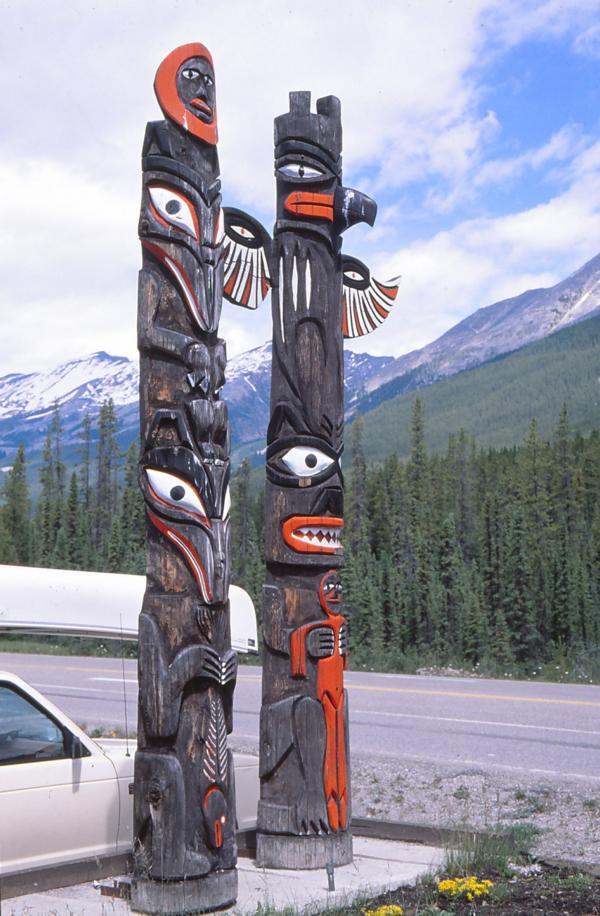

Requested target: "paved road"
[{"left": 3, "top": 652, "right": 600, "bottom": 783}]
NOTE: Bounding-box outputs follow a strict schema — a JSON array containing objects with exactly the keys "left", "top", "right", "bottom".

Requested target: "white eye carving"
[
  {"left": 281, "top": 446, "right": 334, "bottom": 478},
  {"left": 223, "top": 486, "right": 231, "bottom": 519},
  {"left": 344, "top": 269, "right": 364, "bottom": 281},
  {"left": 182, "top": 68, "right": 200, "bottom": 80},
  {"left": 230, "top": 223, "right": 255, "bottom": 240},
  {"left": 148, "top": 186, "right": 199, "bottom": 240},
  {"left": 146, "top": 468, "right": 208, "bottom": 522},
  {"left": 279, "top": 162, "right": 324, "bottom": 179}
]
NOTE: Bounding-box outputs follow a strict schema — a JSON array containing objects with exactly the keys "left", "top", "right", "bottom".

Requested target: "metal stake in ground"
[
  {"left": 257, "top": 91, "right": 399, "bottom": 870},
  {"left": 132, "top": 43, "right": 270, "bottom": 914}
]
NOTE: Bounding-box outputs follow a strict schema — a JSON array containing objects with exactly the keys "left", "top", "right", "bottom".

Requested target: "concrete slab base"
[
  {"left": 130, "top": 868, "right": 237, "bottom": 915},
  {"left": 256, "top": 829, "right": 353, "bottom": 869},
  {"left": 2, "top": 837, "right": 444, "bottom": 915}
]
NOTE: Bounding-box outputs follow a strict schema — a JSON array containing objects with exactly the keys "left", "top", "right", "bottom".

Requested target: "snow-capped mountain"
[
  {"left": 0, "top": 343, "right": 392, "bottom": 468},
  {"left": 360, "top": 252, "right": 600, "bottom": 404},
  {"left": 0, "top": 352, "right": 138, "bottom": 421},
  {"left": 2, "top": 250, "right": 599, "bottom": 470}
]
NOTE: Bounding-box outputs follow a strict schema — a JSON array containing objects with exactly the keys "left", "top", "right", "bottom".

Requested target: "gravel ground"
[
  {"left": 229, "top": 737, "right": 600, "bottom": 868},
  {"left": 350, "top": 754, "right": 600, "bottom": 868}
]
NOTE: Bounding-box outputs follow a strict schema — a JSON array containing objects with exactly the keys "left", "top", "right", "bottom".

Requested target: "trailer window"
[{"left": 0, "top": 685, "right": 66, "bottom": 764}]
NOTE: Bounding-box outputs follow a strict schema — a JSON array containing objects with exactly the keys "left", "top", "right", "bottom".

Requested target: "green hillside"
[{"left": 349, "top": 313, "right": 600, "bottom": 463}]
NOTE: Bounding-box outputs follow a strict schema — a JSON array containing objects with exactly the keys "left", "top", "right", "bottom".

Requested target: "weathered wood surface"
[
  {"left": 132, "top": 43, "right": 237, "bottom": 914},
  {"left": 257, "top": 91, "right": 377, "bottom": 869}
]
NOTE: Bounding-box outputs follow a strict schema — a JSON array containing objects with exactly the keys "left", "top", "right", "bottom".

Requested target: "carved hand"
[{"left": 306, "top": 626, "right": 335, "bottom": 659}]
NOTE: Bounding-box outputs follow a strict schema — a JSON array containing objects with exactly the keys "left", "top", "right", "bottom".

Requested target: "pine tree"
[
  {"left": 62, "top": 472, "right": 84, "bottom": 569},
  {"left": 94, "top": 399, "right": 120, "bottom": 566},
  {"left": 36, "top": 406, "right": 65, "bottom": 566},
  {"left": 502, "top": 506, "right": 537, "bottom": 664},
  {"left": 2, "top": 444, "right": 31, "bottom": 564},
  {"left": 438, "top": 514, "right": 463, "bottom": 650},
  {"left": 119, "top": 441, "right": 145, "bottom": 573},
  {"left": 79, "top": 412, "right": 94, "bottom": 566},
  {"left": 0, "top": 509, "right": 17, "bottom": 563},
  {"left": 347, "top": 418, "right": 369, "bottom": 554}
]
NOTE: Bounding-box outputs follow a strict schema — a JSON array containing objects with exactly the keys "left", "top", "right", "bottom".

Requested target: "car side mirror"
[{"left": 70, "top": 734, "right": 84, "bottom": 759}]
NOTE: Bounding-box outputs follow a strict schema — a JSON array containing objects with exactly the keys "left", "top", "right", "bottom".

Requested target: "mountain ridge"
[
  {"left": 349, "top": 311, "right": 600, "bottom": 463},
  {"left": 361, "top": 250, "right": 600, "bottom": 399},
  {"left": 2, "top": 249, "right": 599, "bottom": 471}
]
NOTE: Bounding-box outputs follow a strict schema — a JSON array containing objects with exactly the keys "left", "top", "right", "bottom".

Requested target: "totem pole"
[
  {"left": 133, "top": 44, "right": 269, "bottom": 913},
  {"left": 257, "top": 92, "right": 399, "bottom": 869}
]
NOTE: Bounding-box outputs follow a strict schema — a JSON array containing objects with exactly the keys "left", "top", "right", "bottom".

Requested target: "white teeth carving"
[
  {"left": 279, "top": 255, "right": 285, "bottom": 342},
  {"left": 292, "top": 256, "right": 298, "bottom": 311},
  {"left": 291, "top": 525, "right": 342, "bottom": 546},
  {"left": 306, "top": 257, "right": 311, "bottom": 311}
]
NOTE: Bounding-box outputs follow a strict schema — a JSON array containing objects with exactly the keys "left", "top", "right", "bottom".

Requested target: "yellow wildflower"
[
  {"left": 437, "top": 875, "right": 493, "bottom": 901},
  {"left": 363, "top": 905, "right": 403, "bottom": 916}
]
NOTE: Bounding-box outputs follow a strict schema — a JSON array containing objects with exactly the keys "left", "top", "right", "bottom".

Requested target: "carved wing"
[
  {"left": 342, "top": 255, "right": 400, "bottom": 338},
  {"left": 222, "top": 207, "right": 272, "bottom": 310}
]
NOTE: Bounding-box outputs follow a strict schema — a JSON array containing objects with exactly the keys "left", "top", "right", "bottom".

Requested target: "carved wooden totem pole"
[
  {"left": 133, "top": 44, "right": 269, "bottom": 914},
  {"left": 257, "top": 92, "right": 399, "bottom": 869}
]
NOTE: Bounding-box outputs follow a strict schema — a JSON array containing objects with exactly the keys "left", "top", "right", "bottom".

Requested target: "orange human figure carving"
[{"left": 289, "top": 571, "right": 348, "bottom": 831}]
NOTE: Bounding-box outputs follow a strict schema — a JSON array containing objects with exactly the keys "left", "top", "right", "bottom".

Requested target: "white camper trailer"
[
  {"left": 0, "top": 565, "right": 259, "bottom": 891},
  {"left": 0, "top": 564, "right": 258, "bottom": 653}
]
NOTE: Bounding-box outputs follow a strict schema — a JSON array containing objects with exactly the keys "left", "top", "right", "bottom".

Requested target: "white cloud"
[
  {"left": 472, "top": 124, "right": 585, "bottom": 190},
  {"left": 348, "top": 145, "right": 600, "bottom": 358},
  {"left": 0, "top": 0, "right": 599, "bottom": 375},
  {"left": 0, "top": 158, "right": 139, "bottom": 372},
  {"left": 573, "top": 23, "right": 600, "bottom": 58}
]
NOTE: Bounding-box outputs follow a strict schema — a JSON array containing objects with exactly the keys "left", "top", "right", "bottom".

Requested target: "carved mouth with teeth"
[{"left": 282, "top": 516, "right": 343, "bottom": 554}]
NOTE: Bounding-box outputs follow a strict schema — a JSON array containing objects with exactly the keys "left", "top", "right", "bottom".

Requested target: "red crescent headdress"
[{"left": 154, "top": 43, "right": 218, "bottom": 145}]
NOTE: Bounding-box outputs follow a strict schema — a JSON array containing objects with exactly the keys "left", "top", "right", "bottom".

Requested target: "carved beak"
[
  {"left": 284, "top": 191, "right": 334, "bottom": 221},
  {"left": 334, "top": 186, "right": 377, "bottom": 232},
  {"left": 282, "top": 187, "right": 377, "bottom": 234}
]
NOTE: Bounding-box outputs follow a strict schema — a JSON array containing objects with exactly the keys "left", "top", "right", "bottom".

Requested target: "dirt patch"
[{"left": 361, "top": 867, "right": 600, "bottom": 915}]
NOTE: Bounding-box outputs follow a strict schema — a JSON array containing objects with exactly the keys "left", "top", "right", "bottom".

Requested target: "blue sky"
[{"left": 1, "top": 0, "right": 599, "bottom": 373}]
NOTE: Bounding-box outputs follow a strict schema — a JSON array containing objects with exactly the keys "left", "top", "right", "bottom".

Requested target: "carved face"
[
  {"left": 274, "top": 138, "right": 339, "bottom": 250},
  {"left": 176, "top": 56, "right": 216, "bottom": 125},
  {"left": 319, "top": 570, "right": 343, "bottom": 616},
  {"left": 267, "top": 415, "right": 344, "bottom": 560},
  {"left": 273, "top": 96, "right": 376, "bottom": 247},
  {"left": 154, "top": 42, "right": 218, "bottom": 145},
  {"left": 141, "top": 178, "right": 225, "bottom": 334},
  {"left": 139, "top": 446, "right": 230, "bottom": 603}
]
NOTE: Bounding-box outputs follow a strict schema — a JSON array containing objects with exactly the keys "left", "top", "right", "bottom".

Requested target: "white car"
[{"left": 0, "top": 566, "right": 259, "bottom": 891}]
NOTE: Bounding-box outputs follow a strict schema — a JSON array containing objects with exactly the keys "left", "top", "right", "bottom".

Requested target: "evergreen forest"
[{"left": 2, "top": 398, "right": 600, "bottom": 682}]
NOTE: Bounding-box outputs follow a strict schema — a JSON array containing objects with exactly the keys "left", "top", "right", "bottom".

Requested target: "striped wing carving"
[
  {"left": 223, "top": 207, "right": 272, "bottom": 310},
  {"left": 342, "top": 255, "right": 400, "bottom": 339}
]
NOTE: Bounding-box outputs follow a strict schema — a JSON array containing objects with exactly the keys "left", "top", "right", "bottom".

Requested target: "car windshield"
[{"left": 0, "top": 684, "right": 66, "bottom": 765}]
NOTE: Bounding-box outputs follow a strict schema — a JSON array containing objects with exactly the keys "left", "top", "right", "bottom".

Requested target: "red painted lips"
[
  {"left": 282, "top": 516, "right": 343, "bottom": 554},
  {"left": 190, "top": 97, "right": 213, "bottom": 117}
]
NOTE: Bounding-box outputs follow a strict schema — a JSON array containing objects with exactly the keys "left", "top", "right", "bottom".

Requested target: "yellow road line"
[
  {"left": 5, "top": 662, "right": 600, "bottom": 708},
  {"left": 1, "top": 661, "right": 135, "bottom": 676},
  {"left": 345, "top": 683, "right": 600, "bottom": 708}
]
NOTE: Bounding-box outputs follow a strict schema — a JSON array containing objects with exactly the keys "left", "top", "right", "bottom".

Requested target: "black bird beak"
[{"left": 334, "top": 186, "right": 377, "bottom": 233}]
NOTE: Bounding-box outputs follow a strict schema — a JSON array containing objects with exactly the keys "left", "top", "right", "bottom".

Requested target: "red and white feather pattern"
[
  {"left": 222, "top": 208, "right": 272, "bottom": 310},
  {"left": 342, "top": 256, "right": 400, "bottom": 339}
]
